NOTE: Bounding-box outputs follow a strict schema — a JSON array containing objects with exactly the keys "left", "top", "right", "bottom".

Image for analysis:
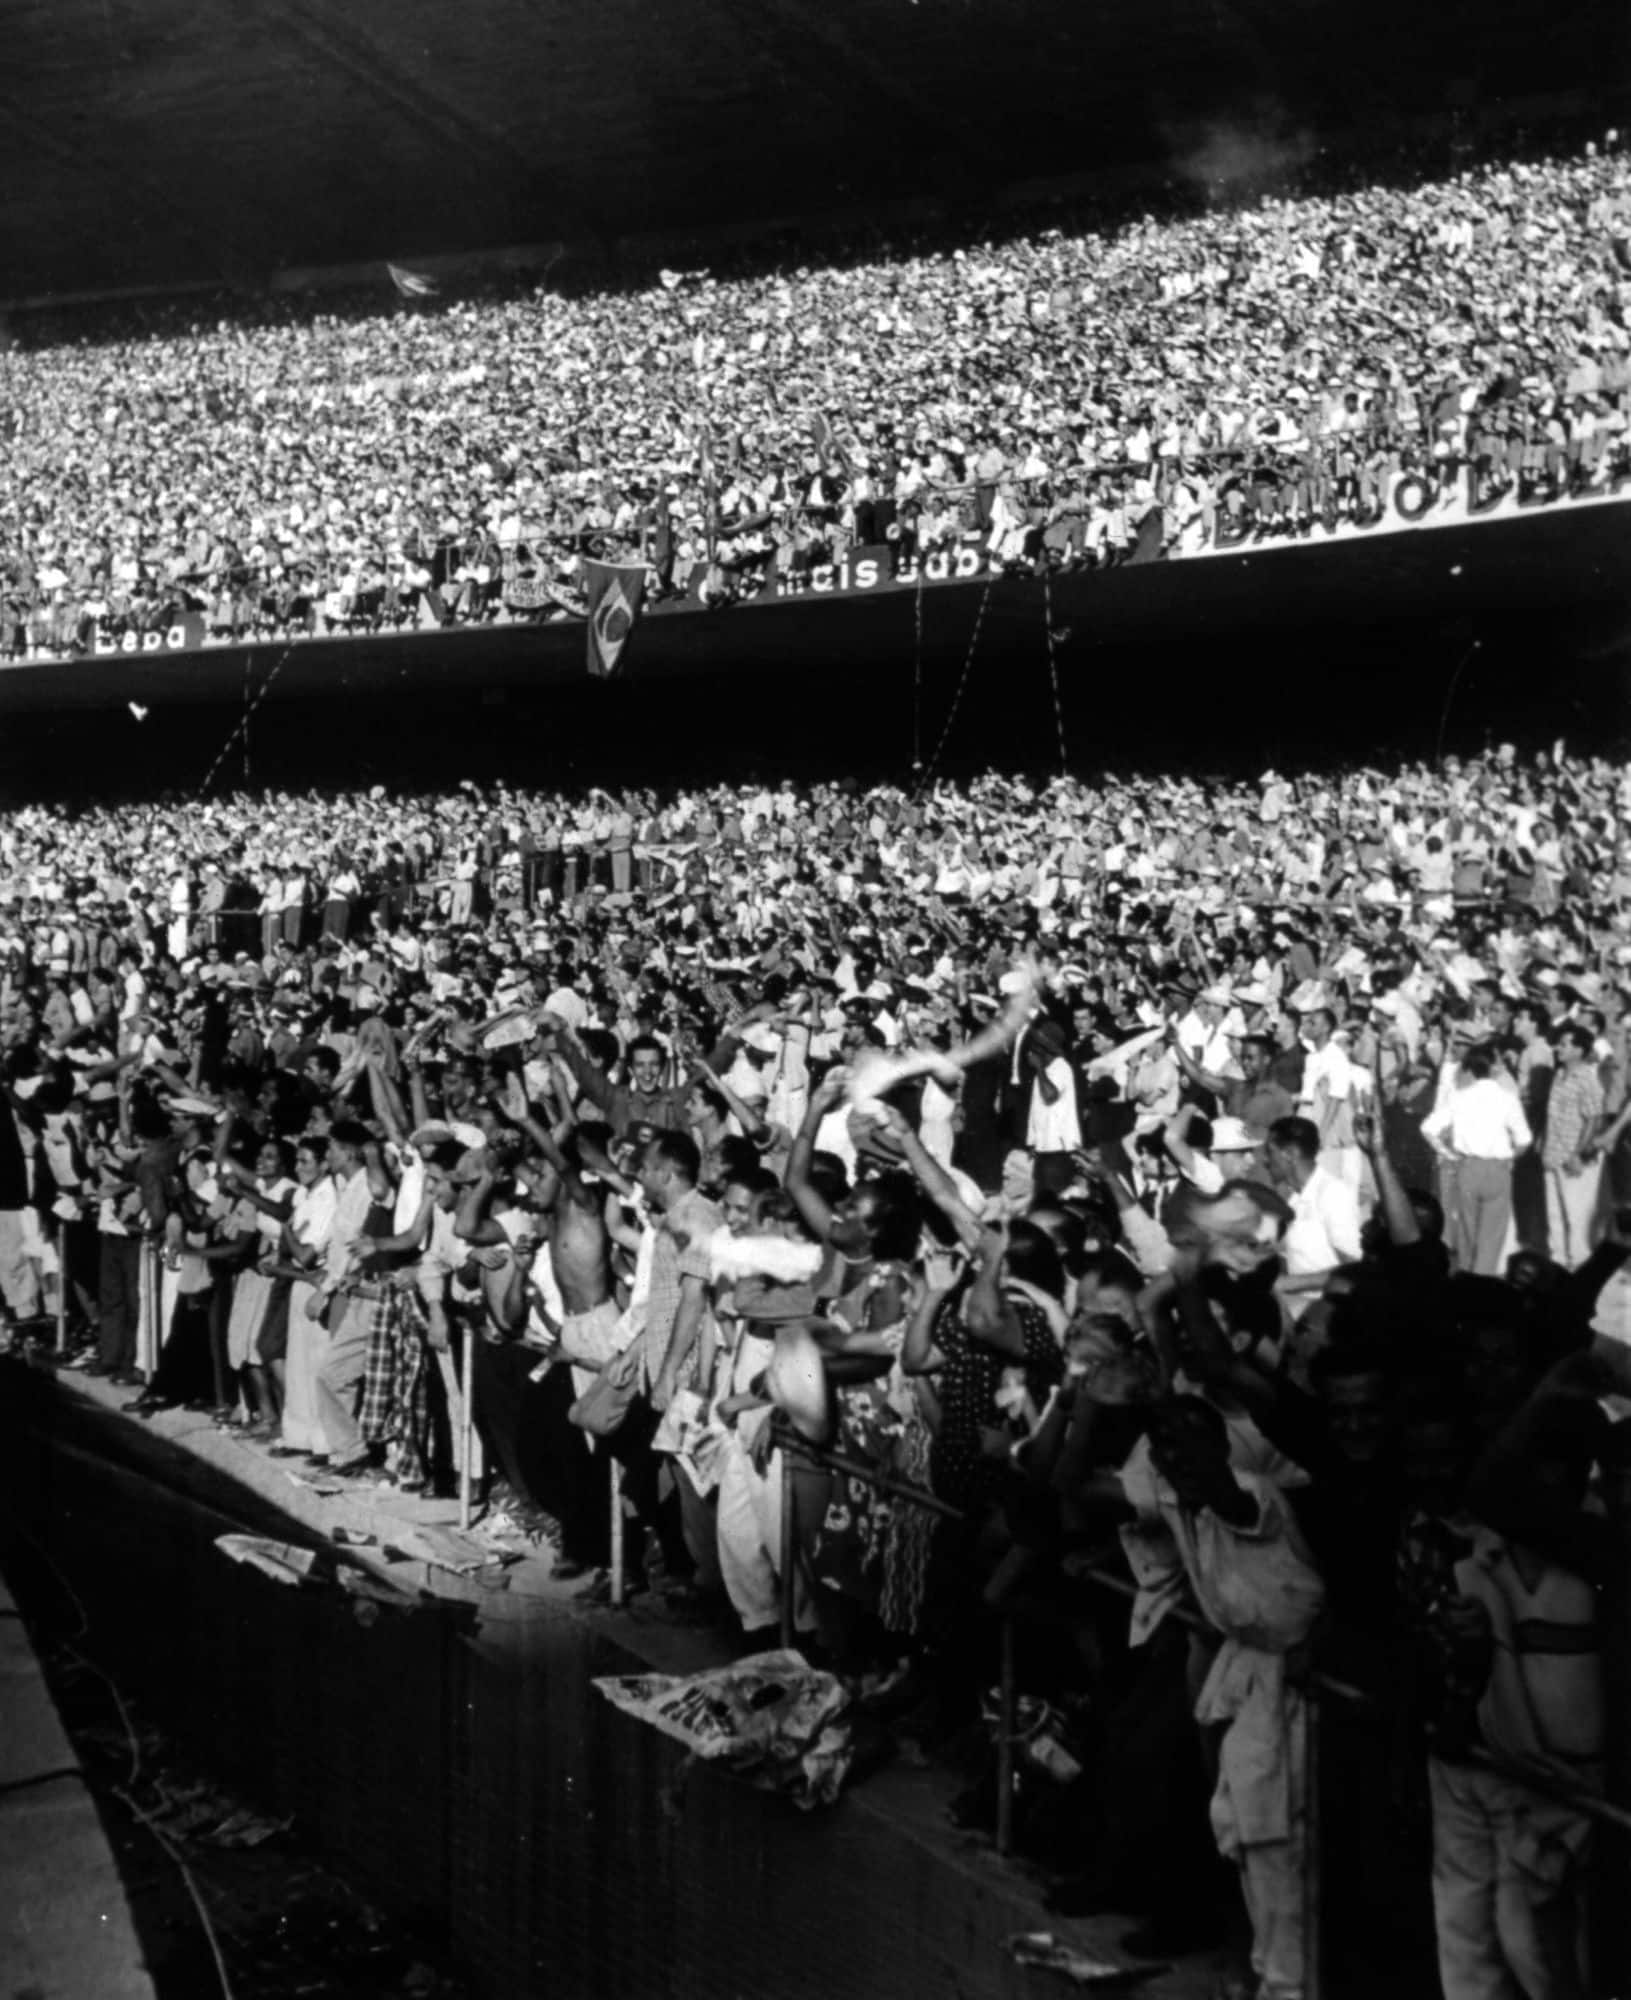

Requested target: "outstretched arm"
[
  {"left": 697, "top": 1058, "right": 770, "bottom": 1145},
  {"left": 787, "top": 1069, "right": 846, "bottom": 1242},
  {"left": 900, "top": 1270, "right": 953, "bottom": 1376},
  {"left": 498, "top": 1070, "right": 594, "bottom": 1210},
  {"left": 364, "top": 1049, "right": 410, "bottom": 1148},
  {"left": 454, "top": 1165, "right": 508, "bottom": 1246},
  {"left": 869, "top": 1100, "right": 983, "bottom": 1249},
  {"left": 965, "top": 1225, "right": 1027, "bottom": 1357},
  {"left": 1163, "top": 1104, "right": 1208, "bottom": 1180},
  {"left": 551, "top": 1023, "right": 615, "bottom": 1114},
  {"left": 1353, "top": 1105, "right": 1420, "bottom": 1245},
  {"left": 1170, "top": 1035, "right": 1233, "bottom": 1099}
]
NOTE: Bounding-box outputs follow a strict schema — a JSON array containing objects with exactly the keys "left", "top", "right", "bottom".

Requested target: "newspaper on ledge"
[{"left": 594, "top": 1649, "right": 854, "bottom": 1807}]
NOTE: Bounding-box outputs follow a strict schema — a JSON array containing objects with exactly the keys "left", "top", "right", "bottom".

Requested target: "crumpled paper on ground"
[
  {"left": 379, "top": 1522, "right": 507, "bottom": 1574},
  {"left": 1004, "top": 1933, "right": 1164, "bottom": 1986},
  {"left": 594, "top": 1649, "right": 854, "bottom": 1807},
  {"left": 214, "top": 1534, "right": 319, "bottom": 1586}
]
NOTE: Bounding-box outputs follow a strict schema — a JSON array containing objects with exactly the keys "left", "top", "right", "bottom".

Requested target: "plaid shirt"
[
  {"left": 1542, "top": 1061, "right": 1604, "bottom": 1169},
  {"left": 638, "top": 1187, "right": 723, "bottom": 1383}
]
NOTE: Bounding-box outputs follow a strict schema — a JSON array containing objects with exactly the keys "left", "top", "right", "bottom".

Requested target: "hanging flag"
[
  {"left": 699, "top": 431, "right": 718, "bottom": 560},
  {"left": 810, "top": 412, "right": 848, "bottom": 468},
  {"left": 583, "top": 561, "right": 647, "bottom": 679},
  {"left": 387, "top": 263, "right": 440, "bottom": 299}
]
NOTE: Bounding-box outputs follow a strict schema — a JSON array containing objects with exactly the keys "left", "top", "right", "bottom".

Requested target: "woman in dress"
[
  {"left": 265, "top": 1139, "right": 338, "bottom": 1461},
  {"left": 219, "top": 1134, "right": 298, "bottom": 1436}
]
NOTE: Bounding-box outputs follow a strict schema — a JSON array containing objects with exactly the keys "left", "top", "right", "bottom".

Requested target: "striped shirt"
[{"left": 1542, "top": 1062, "right": 1603, "bottom": 1170}]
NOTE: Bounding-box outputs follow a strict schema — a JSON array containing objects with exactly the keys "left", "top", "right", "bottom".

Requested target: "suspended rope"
[
  {"left": 1433, "top": 638, "right": 1483, "bottom": 766},
  {"left": 196, "top": 643, "right": 296, "bottom": 800},
  {"left": 242, "top": 653, "right": 253, "bottom": 786},
  {"left": 1042, "top": 569, "right": 1068, "bottom": 776},
  {"left": 914, "top": 575, "right": 991, "bottom": 799},
  {"left": 910, "top": 566, "right": 925, "bottom": 776}
]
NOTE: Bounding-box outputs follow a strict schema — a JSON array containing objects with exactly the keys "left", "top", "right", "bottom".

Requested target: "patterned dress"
[
  {"left": 929, "top": 1289, "right": 1064, "bottom": 1513},
  {"left": 811, "top": 1260, "right": 935, "bottom": 1634}
]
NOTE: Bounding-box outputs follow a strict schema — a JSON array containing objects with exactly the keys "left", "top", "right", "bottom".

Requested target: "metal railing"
[{"left": 756, "top": 1413, "right": 1631, "bottom": 1999}]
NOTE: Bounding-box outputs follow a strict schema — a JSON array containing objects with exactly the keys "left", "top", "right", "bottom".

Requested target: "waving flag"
[
  {"left": 387, "top": 263, "right": 440, "bottom": 299},
  {"left": 583, "top": 560, "right": 647, "bottom": 679},
  {"left": 811, "top": 411, "right": 849, "bottom": 469}
]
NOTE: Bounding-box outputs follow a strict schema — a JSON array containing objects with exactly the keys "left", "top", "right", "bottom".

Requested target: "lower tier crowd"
[{"left": 2, "top": 746, "right": 1629, "bottom": 1997}]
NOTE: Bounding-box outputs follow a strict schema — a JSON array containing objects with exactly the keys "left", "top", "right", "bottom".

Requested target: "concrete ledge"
[
  {"left": 12, "top": 1359, "right": 1236, "bottom": 1998},
  {"left": 0, "top": 1573, "right": 155, "bottom": 2000}
]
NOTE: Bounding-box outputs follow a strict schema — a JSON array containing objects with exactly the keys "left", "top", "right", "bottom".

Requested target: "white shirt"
[
  {"left": 323, "top": 1167, "right": 374, "bottom": 1285},
  {"left": 291, "top": 1176, "right": 338, "bottom": 1256},
  {"left": 252, "top": 1175, "right": 297, "bottom": 1246},
  {"left": 1284, "top": 1165, "right": 1363, "bottom": 1276},
  {"left": 1176, "top": 1010, "right": 1231, "bottom": 1076},
  {"left": 417, "top": 1205, "right": 464, "bottom": 1293},
  {"left": 392, "top": 1146, "right": 427, "bottom": 1233},
  {"left": 1299, "top": 1038, "right": 1355, "bottom": 1108},
  {"left": 1027, "top": 1057, "right": 1082, "bottom": 1153},
  {"left": 1421, "top": 1078, "right": 1533, "bottom": 1161}
]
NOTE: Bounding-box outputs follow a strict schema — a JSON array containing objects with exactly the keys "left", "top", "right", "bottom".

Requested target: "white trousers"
[
  {"left": 1544, "top": 1162, "right": 1603, "bottom": 1271},
  {"left": 1239, "top": 1835, "right": 1307, "bottom": 2000},
  {"left": 136, "top": 1247, "right": 180, "bottom": 1377},
  {"left": 1429, "top": 1756, "right": 1592, "bottom": 2000},
  {"left": 0, "top": 1209, "right": 41, "bottom": 1321},
  {"left": 279, "top": 1280, "right": 329, "bottom": 1453},
  {"left": 715, "top": 1432, "right": 813, "bottom": 1635}
]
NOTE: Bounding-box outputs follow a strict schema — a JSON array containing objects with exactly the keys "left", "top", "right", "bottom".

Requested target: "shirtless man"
[
  {"left": 452, "top": 1075, "right": 622, "bottom": 1570},
  {"left": 495, "top": 1074, "right": 622, "bottom": 1379}
]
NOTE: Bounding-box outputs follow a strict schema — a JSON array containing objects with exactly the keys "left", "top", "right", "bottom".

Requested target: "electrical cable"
[
  {"left": 913, "top": 575, "right": 991, "bottom": 796},
  {"left": 195, "top": 642, "right": 297, "bottom": 799},
  {"left": 1042, "top": 568, "right": 1068, "bottom": 775}
]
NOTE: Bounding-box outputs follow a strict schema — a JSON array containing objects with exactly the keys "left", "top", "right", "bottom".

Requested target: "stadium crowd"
[
  {"left": 3, "top": 139, "right": 1630, "bottom": 656},
  {"left": 2, "top": 741, "right": 1631, "bottom": 1996}
]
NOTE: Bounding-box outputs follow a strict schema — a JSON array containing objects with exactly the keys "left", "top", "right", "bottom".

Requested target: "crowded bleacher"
[
  {"left": 3, "top": 138, "right": 1630, "bottom": 658},
  {"left": 2, "top": 742, "right": 1631, "bottom": 1993}
]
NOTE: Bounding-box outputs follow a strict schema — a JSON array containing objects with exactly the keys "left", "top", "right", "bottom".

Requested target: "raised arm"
[
  {"left": 357, "top": 1188, "right": 434, "bottom": 1262},
  {"left": 900, "top": 1269, "right": 953, "bottom": 1376},
  {"left": 551, "top": 1022, "right": 616, "bottom": 1114},
  {"left": 210, "top": 1105, "right": 237, "bottom": 1171},
  {"left": 965, "top": 1225, "right": 1027, "bottom": 1357},
  {"left": 786, "top": 1068, "right": 846, "bottom": 1242},
  {"left": 364, "top": 1048, "right": 410, "bottom": 1148},
  {"left": 1081, "top": 1149, "right": 1175, "bottom": 1277},
  {"left": 1162, "top": 1104, "right": 1209, "bottom": 1180},
  {"left": 218, "top": 1158, "right": 296, "bottom": 1226},
  {"left": 498, "top": 1070, "right": 594, "bottom": 1209},
  {"left": 454, "top": 1164, "right": 508, "bottom": 1247},
  {"left": 873, "top": 1101, "right": 984, "bottom": 1251},
  {"left": 697, "top": 1057, "right": 769, "bottom": 1144},
  {"left": 1352, "top": 1104, "right": 1420, "bottom": 1246},
  {"left": 1170, "top": 1034, "right": 1233, "bottom": 1100},
  {"left": 353, "top": 1135, "right": 394, "bottom": 1207}
]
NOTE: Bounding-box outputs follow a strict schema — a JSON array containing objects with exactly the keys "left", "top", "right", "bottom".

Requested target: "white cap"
[{"left": 1210, "top": 1116, "right": 1267, "bottom": 1153}]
